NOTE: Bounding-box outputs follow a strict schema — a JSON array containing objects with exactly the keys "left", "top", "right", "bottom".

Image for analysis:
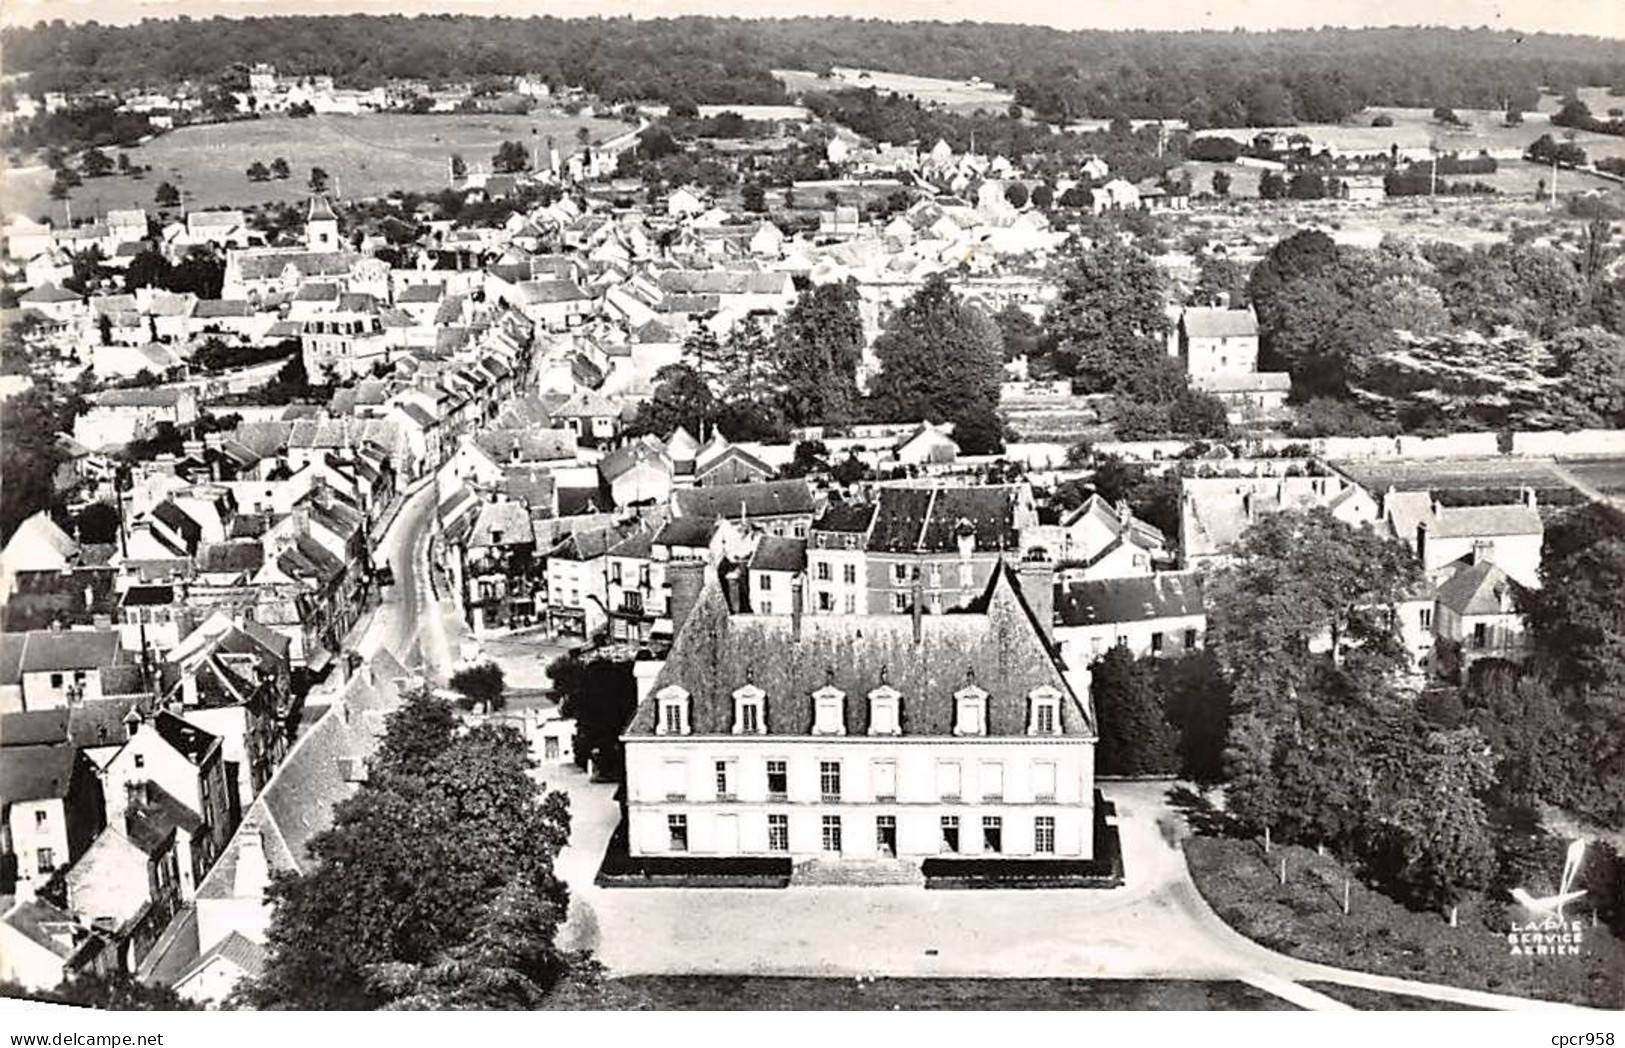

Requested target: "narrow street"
[{"left": 352, "top": 478, "right": 462, "bottom": 681}]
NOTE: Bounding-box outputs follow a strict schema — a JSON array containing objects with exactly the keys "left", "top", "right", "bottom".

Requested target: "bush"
[
  {"left": 1186, "top": 836, "right": 1623, "bottom": 1007},
  {"left": 449, "top": 661, "right": 506, "bottom": 711}
]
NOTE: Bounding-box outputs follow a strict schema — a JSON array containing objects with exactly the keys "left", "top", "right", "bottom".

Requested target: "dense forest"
[{"left": 4, "top": 17, "right": 1624, "bottom": 127}]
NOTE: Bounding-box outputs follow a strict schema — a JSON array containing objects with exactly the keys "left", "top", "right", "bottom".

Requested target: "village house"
[
  {"left": 458, "top": 500, "right": 541, "bottom": 636},
  {"left": 672, "top": 478, "right": 821, "bottom": 539},
  {"left": 1053, "top": 572, "right": 1207, "bottom": 671},
  {"left": 102, "top": 710, "right": 233, "bottom": 881},
  {"left": 0, "top": 731, "right": 106, "bottom": 891},
  {"left": 806, "top": 503, "right": 877, "bottom": 616},
  {"left": 12, "top": 628, "right": 128, "bottom": 712}
]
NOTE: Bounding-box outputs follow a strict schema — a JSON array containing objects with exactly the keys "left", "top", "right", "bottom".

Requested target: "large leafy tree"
[
  {"left": 1207, "top": 506, "right": 1419, "bottom": 715},
  {"left": 1043, "top": 236, "right": 1169, "bottom": 391},
  {"left": 624, "top": 363, "right": 718, "bottom": 440},
  {"left": 1549, "top": 327, "right": 1625, "bottom": 428},
  {"left": 1090, "top": 648, "right": 1179, "bottom": 775},
  {"left": 774, "top": 282, "right": 865, "bottom": 428},
  {"left": 868, "top": 274, "right": 1003, "bottom": 439},
  {"left": 242, "top": 690, "right": 574, "bottom": 1010},
  {"left": 1518, "top": 503, "right": 1625, "bottom": 694}
]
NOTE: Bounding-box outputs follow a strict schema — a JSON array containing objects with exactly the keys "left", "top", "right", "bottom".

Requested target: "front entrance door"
[
  {"left": 715, "top": 814, "right": 739, "bottom": 854},
  {"left": 876, "top": 815, "right": 897, "bottom": 858},
  {"left": 544, "top": 736, "right": 559, "bottom": 761}
]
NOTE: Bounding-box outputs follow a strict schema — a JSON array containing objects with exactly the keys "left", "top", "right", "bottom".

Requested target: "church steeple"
[{"left": 306, "top": 195, "right": 339, "bottom": 251}]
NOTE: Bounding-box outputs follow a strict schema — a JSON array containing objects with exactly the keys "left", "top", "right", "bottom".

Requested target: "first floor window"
[
  {"left": 820, "top": 760, "right": 842, "bottom": 801},
  {"left": 667, "top": 814, "right": 688, "bottom": 852},
  {"left": 1151, "top": 631, "right": 1164, "bottom": 654},
  {"left": 767, "top": 759, "right": 788, "bottom": 798},
  {"left": 664, "top": 759, "right": 687, "bottom": 800},
  {"left": 843, "top": 564, "right": 857, "bottom": 585},
  {"left": 1473, "top": 622, "right": 1488, "bottom": 649},
  {"left": 892, "top": 592, "right": 908, "bottom": 613},
  {"left": 821, "top": 815, "right": 843, "bottom": 853},
  {"left": 817, "top": 591, "right": 834, "bottom": 612},
  {"left": 1033, "top": 761, "right": 1057, "bottom": 801},
  {"left": 715, "top": 760, "right": 733, "bottom": 799},
  {"left": 37, "top": 848, "right": 55, "bottom": 873},
  {"left": 1419, "top": 607, "right": 1433, "bottom": 630},
  {"left": 940, "top": 816, "right": 960, "bottom": 853},
  {"left": 768, "top": 814, "right": 789, "bottom": 852},
  {"left": 982, "top": 816, "right": 1003, "bottom": 854},
  {"left": 1035, "top": 816, "right": 1056, "bottom": 854}
]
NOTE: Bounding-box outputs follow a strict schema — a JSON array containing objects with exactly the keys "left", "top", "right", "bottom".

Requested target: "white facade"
[{"left": 625, "top": 736, "right": 1093, "bottom": 860}]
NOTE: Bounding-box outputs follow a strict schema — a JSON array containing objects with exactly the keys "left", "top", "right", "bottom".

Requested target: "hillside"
[{"left": 4, "top": 17, "right": 1624, "bottom": 128}]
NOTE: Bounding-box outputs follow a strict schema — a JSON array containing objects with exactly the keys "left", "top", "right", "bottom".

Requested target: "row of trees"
[
  {"left": 245, "top": 157, "right": 292, "bottom": 182},
  {"left": 1247, "top": 227, "right": 1625, "bottom": 427}
]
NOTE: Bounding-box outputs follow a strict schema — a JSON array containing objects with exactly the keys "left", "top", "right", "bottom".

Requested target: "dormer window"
[
  {"left": 953, "top": 681, "right": 988, "bottom": 737},
  {"left": 732, "top": 684, "right": 766, "bottom": 735},
  {"left": 812, "top": 684, "right": 846, "bottom": 736},
  {"left": 1028, "top": 686, "right": 1062, "bottom": 736},
  {"left": 656, "top": 685, "right": 690, "bottom": 736},
  {"left": 867, "top": 685, "right": 902, "bottom": 736}
]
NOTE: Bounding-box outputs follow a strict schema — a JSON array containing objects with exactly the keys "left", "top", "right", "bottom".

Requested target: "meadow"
[
  {"left": 4, "top": 111, "right": 628, "bottom": 222},
  {"left": 774, "top": 67, "right": 1015, "bottom": 114}
]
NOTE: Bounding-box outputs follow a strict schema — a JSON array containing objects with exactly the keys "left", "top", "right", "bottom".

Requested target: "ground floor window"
[
  {"left": 982, "top": 816, "right": 1002, "bottom": 854},
  {"left": 768, "top": 814, "right": 789, "bottom": 852},
  {"left": 667, "top": 814, "right": 688, "bottom": 852},
  {"left": 821, "top": 815, "right": 842, "bottom": 854},
  {"left": 1034, "top": 816, "right": 1055, "bottom": 854},
  {"left": 876, "top": 814, "right": 897, "bottom": 857},
  {"left": 940, "top": 815, "right": 960, "bottom": 854}
]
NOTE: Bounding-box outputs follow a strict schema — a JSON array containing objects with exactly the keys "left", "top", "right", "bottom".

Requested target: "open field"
[
  {"left": 1196, "top": 105, "right": 1625, "bottom": 163},
  {"left": 1176, "top": 157, "right": 1624, "bottom": 208},
  {"left": 774, "top": 67, "right": 1014, "bottom": 114},
  {"left": 614, "top": 975, "right": 1296, "bottom": 1010},
  {"left": 3, "top": 111, "right": 627, "bottom": 221}
]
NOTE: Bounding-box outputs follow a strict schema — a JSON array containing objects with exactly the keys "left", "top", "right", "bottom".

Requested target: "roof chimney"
[
  {"left": 1416, "top": 521, "right": 1429, "bottom": 565},
  {"left": 1241, "top": 492, "right": 1254, "bottom": 521},
  {"left": 1017, "top": 557, "right": 1056, "bottom": 647},
  {"left": 1522, "top": 487, "right": 1537, "bottom": 511},
  {"left": 666, "top": 558, "right": 706, "bottom": 638},
  {"left": 911, "top": 571, "right": 924, "bottom": 644},
  {"left": 791, "top": 576, "right": 803, "bottom": 640},
  {"left": 955, "top": 518, "right": 976, "bottom": 557}
]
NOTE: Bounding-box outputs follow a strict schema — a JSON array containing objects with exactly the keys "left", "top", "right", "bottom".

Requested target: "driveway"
[{"left": 546, "top": 772, "right": 1584, "bottom": 1011}]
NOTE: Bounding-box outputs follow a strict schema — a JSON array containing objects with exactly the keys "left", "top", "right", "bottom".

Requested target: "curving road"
[
  {"left": 353, "top": 478, "right": 461, "bottom": 682},
  {"left": 551, "top": 777, "right": 1593, "bottom": 1012}
]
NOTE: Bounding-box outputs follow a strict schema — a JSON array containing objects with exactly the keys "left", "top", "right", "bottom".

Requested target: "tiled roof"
[
  {"left": 632, "top": 564, "right": 1089, "bottom": 738},
  {"left": 17, "top": 628, "right": 123, "bottom": 673},
  {"left": 151, "top": 709, "right": 219, "bottom": 766},
  {"left": 1182, "top": 307, "right": 1258, "bottom": 339},
  {"left": 654, "top": 515, "right": 718, "bottom": 549},
  {"left": 0, "top": 743, "right": 78, "bottom": 804},
  {"left": 1056, "top": 572, "right": 1205, "bottom": 627},
  {"left": 0, "top": 709, "right": 71, "bottom": 747},
  {"left": 125, "top": 782, "right": 205, "bottom": 854},
  {"left": 468, "top": 501, "right": 534, "bottom": 548},
  {"left": 867, "top": 485, "right": 1022, "bottom": 554},
  {"left": 749, "top": 535, "right": 807, "bottom": 574},
  {"left": 1435, "top": 560, "right": 1521, "bottom": 616},
  {"left": 674, "top": 479, "right": 816, "bottom": 521}
]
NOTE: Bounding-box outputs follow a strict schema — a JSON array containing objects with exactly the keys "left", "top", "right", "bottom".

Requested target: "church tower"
[{"left": 306, "top": 195, "right": 339, "bottom": 252}]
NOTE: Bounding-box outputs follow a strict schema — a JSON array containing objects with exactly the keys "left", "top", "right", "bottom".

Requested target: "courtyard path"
[{"left": 549, "top": 775, "right": 1593, "bottom": 1012}]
